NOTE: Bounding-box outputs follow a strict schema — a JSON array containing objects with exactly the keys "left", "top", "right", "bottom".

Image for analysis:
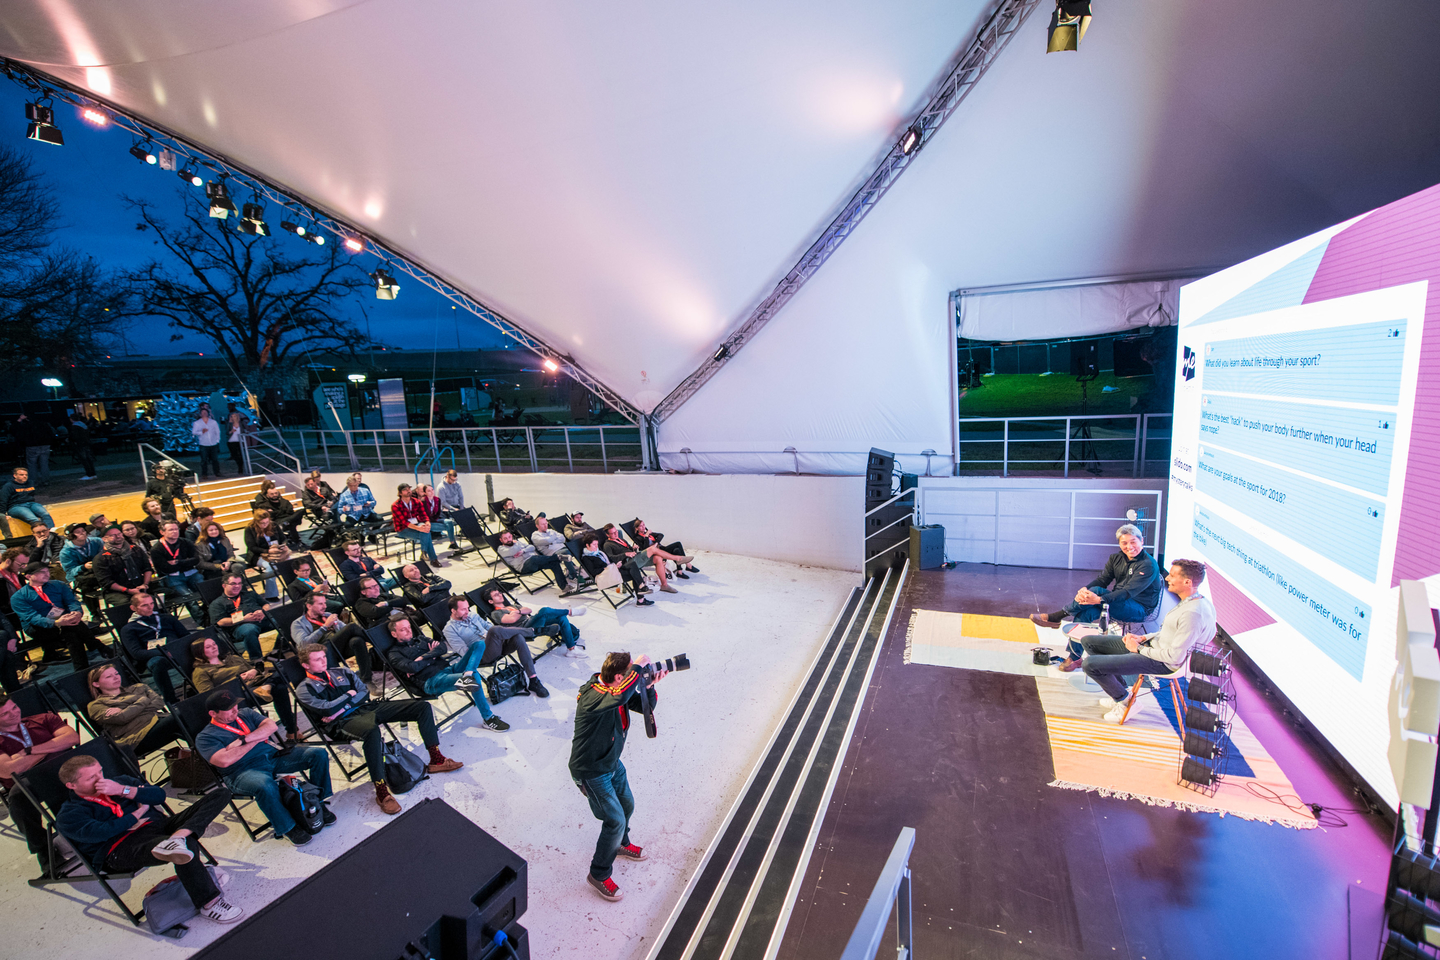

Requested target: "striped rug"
[{"left": 904, "top": 609, "right": 1317, "bottom": 829}]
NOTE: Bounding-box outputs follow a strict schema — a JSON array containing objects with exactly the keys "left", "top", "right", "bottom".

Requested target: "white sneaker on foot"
[
  {"left": 151, "top": 837, "right": 194, "bottom": 864},
  {"left": 1102, "top": 703, "right": 1127, "bottom": 723},
  {"left": 1096, "top": 696, "right": 1116, "bottom": 709},
  {"left": 563, "top": 645, "right": 589, "bottom": 658},
  {"left": 568, "top": 607, "right": 587, "bottom": 617},
  {"left": 202, "top": 896, "right": 245, "bottom": 923}
]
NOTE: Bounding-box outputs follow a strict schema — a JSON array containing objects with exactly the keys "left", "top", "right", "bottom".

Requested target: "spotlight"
[
  {"left": 280, "top": 221, "right": 325, "bottom": 244},
  {"left": 542, "top": 358, "right": 560, "bottom": 373},
  {"left": 712, "top": 344, "right": 730, "bottom": 363},
  {"left": 343, "top": 236, "right": 365, "bottom": 253},
  {"left": 1184, "top": 704, "right": 1220, "bottom": 733},
  {"left": 1183, "top": 731, "right": 1219, "bottom": 760},
  {"left": 178, "top": 167, "right": 203, "bottom": 187},
  {"left": 236, "top": 202, "right": 270, "bottom": 236},
  {"left": 281, "top": 221, "right": 307, "bottom": 237},
  {"left": 372, "top": 269, "right": 400, "bottom": 300},
  {"left": 311, "top": 233, "right": 325, "bottom": 246},
  {"left": 1189, "top": 651, "right": 1229, "bottom": 677},
  {"left": 80, "top": 107, "right": 108, "bottom": 126},
  {"left": 347, "top": 373, "right": 367, "bottom": 383},
  {"left": 25, "top": 103, "right": 63, "bottom": 146},
  {"left": 1180, "top": 757, "right": 1218, "bottom": 787},
  {"left": 1187, "top": 678, "right": 1226, "bottom": 705},
  {"left": 1046, "top": 0, "right": 1092, "bottom": 53},
  {"left": 899, "top": 126, "right": 922, "bottom": 155},
  {"left": 205, "top": 180, "right": 237, "bottom": 219},
  {"left": 129, "top": 144, "right": 157, "bottom": 164},
  {"left": 40, "top": 378, "right": 63, "bottom": 387}
]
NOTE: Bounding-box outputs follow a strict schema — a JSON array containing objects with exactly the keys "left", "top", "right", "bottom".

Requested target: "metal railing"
[
  {"left": 248, "top": 424, "right": 643, "bottom": 475},
  {"left": 242, "top": 430, "right": 303, "bottom": 482},
  {"left": 841, "top": 827, "right": 916, "bottom": 960},
  {"left": 957, "top": 413, "right": 1172, "bottom": 478}
]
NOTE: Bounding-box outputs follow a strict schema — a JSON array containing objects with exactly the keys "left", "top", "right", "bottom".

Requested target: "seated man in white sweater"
[{"left": 529, "top": 515, "right": 589, "bottom": 586}]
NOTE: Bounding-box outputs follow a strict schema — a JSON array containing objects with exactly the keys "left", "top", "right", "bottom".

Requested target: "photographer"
[{"left": 569, "top": 651, "right": 665, "bottom": 902}]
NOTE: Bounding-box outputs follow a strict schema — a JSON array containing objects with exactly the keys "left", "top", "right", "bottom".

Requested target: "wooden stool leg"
[
  {"left": 1170, "top": 678, "right": 1186, "bottom": 742},
  {"left": 1118, "top": 674, "right": 1146, "bottom": 725}
]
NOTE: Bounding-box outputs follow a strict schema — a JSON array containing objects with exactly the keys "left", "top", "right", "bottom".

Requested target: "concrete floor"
[{"left": 0, "top": 547, "right": 859, "bottom": 959}]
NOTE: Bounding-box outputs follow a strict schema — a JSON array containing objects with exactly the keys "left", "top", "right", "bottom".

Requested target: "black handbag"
[
  {"left": 164, "top": 746, "right": 217, "bottom": 791},
  {"left": 485, "top": 660, "right": 532, "bottom": 705}
]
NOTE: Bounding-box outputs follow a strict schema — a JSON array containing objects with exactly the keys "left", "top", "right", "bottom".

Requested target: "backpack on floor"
[
  {"left": 382, "top": 739, "right": 429, "bottom": 794},
  {"left": 276, "top": 774, "right": 324, "bottom": 833},
  {"left": 143, "top": 865, "right": 226, "bottom": 938}
]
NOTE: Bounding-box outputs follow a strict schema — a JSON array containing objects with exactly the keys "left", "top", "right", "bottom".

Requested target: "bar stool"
[{"left": 1118, "top": 656, "right": 1189, "bottom": 738}]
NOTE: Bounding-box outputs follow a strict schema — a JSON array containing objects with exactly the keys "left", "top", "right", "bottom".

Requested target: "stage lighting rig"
[
  {"left": 206, "top": 179, "right": 237, "bottom": 219},
  {"left": 80, "top": 106, "right": 108, "bottom": 127},
  {"left": 1046, "top": 0, "right": 1092, "bottom": 53},
  {"left": 343, "top": 236, "right": 365, "bottom": 253},
  {"left": 899, "top": 125, "right": 922, "bottom": 155},
  {"left": 178, "top": 166, "right": 203, "bottom": 187},
  {"left": 712, "top": 344, "right": 730, "bottom": 363},
  {"left": 24, "top": 102, "right": 63, "bottom": 145},
  {"left": 372, "top": 269, "right": 400, "bottom": 300},
  {"left": 280, "top": 221, "right": 325, "bottom": 244},
  {"left": 237, "top": 202, "right": 270, "bottom": 236},
  {"left": 129, "top": 143, "right": 158, "bottom": 165}
]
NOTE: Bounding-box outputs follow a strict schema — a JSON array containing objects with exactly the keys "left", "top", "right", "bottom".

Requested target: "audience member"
[
  {"left": 250, "top": 480, "right": 303, "bottom": 548},
  {"left": 144, "top": 465, "right": 179, "bottom": 519},
  {"left": 415, "top": 483, "right": 460, "bottom": 549},
  {"left": 483, "top": 587, "right": 587, "bottom": 657},
  {"left": 208, "top": 574, "right": 271, "bottom": 659},
  {"left": 1034, "top": 524, "right": 1163, "bottom": 672},
  {"left": 632, "top": 519, "right": 699, "bottom": 576},
  {"left": 391, "top": 483, "right": 449, "bottom": 567},
  {"left": 582, "top": 536, "right": 652, "bottom": 605},
  {"left": 120, "top": 520, "right": 148, "bottom": 554},
  {"left": 437, "top": 469, "right": 465, "bottom": 515},
  {"left": 242, "top": 510, "right": 286, "bottom": 601},
  {"left": 291, "top": 593, "right": 376, "bottom": 692},
  {"left": 150, "top": 520, "right": 205, "bottom": 617},
  {"left": 381, "top": 613, "right": 512, "bottom": 726},
  {"left": 1083, "top": 559, "right": 1217, "bottom": 722},
  {"left": 288, "top": 557, "right": 346, "bottom": 613},
  {"left": 86, "top": 664, "right": 182, "bottom": 756},
  {"left": 94, "top": 525, "right": 155, "bottom": 606},
  {"left": 399, "top": 562, "right": 452, "bottom": 607},
  {"left": 191, "top": 407, "right": 223, "bottom": 479},
  {"left": 185, "top": 506, "right": 216, "bottom": 541},
  {"left": 1, "top": 466, "right": 54, "bottom": 537},
  {"left": 339, "top": 539, "right": 396, "bottom": 589},
  {"left": 195, "top": 521, "right": 245, "bottom": 578},
  {"left": 67, "top": 413, "right": 97, "bottom": 480},
  {"left": 352, "top": 576, "right": 412, "bottom": 627},
  {"left": 301, "top": 475, "right": 338, "bottom": 522},
  {"left": 0, "top": 548, "right": 35, "bottom": 645},
  {"left": 294, "top": 644, "right": 464, "bottom": 815},
  {"left": 497, "top": 498, "right": 531, "bottom": 528},
  {"left": 0, "top": 692, "right": 81, "bottom": 877},
  {"left": 602, "top": 524, "right": 675, "bottom": 594},
  {"left": 136, "top": 498, "right": 169, "bottom": 543},
  {"left": 336, "top": 476, "right": 378, "bottom": 530},
  {"left": 57, "top": 754, "right": 243, "bottom": 922},
  {"left": 443, "top": 596, "right": 547, "bottom": 696},
  {"left": 498, "top": 530, "right": 578, "bottom": 595},
  {"left": 28, "top": 520, "right": 65, "bottom": 570},
  {"left": 190, "top": 637, "right": 296, "bottom": 740},
  {"left": 564, "top": 511, "right": 600, "bottom": 556},
  {"left": 59, "top": 522, "right": 102, "bottom": 588},
  {"left": 195, "top": 689, "right": 334, "bottom": 846},
  {"left": 13, "top": 414, "right": 53, "bottom": 486},
  {"left": 225, "top": 404, "right": 247, "bottom": 475},
  {"left": 13, "top": 563, "right": 109, "bottom": 669},
  {"left": 0, "top": 617, "right": 35, "bottom": 691},
  {"left": 530, "top": 515, "right": 589, "bottom": 586},
  {"left": 118, "top": 592, "right": 186, "bottom": 703}
]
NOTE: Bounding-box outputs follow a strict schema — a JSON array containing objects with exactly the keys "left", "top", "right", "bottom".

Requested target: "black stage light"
[
  {"left": 1046, "top": 0, "right": 1092, "bottom": 53},
  {"left": 372, "top": 269, "right": 400, "bottom": 300},
  {"left": 1185, "top": 704, "right": 1220, "bottom": 733},
  {"left": 712, "top": 344, "right": 730, "bottom": 363},
  {"left": 1180, "top": 757, "right": 1218, "bottom": 787},
  {"left": 280, "top": 221, "right": 325, "bottom": 244},
  {"left": 205, "top": 180, "right": 237, "bottom": 219},
  {"left": 178, "top": 167, "right": 203, "bottom": 187},
  {"left": 1189, "top": 650, "right": 1229, "bottom": 677},
  {"left": 237, "top": 202, "right": 270, "bottom": 236},
  {"left": 1187, "top": 677, "right": 1224, "bottom": 705},
  {"left": 1183, "top": 731, "right": 1218, "bottom": 760},
  {"left": 899, "top": 125, "right": 922, "bottom": 155},
  {"left": 129, "top": 144, "right": 158, "bottom": 165},
  {"left": 25, "top": 103, "right": 63, "bottom": 145}
]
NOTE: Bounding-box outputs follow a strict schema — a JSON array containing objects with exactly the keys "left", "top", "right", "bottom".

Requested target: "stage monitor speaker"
[
  {"left": 1070, "top": 340, "right": 1100, "bottom": 377},
  {"left": 193, "top": 799, "right": 528, "bottom": 960},
  {"left": 910, "top": 525, "right": 944, "bottom": 569}
]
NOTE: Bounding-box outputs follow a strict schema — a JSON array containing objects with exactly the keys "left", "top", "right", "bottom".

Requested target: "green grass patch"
[{"left": 958, "top": 373, "right": 1155, "bottom": 418}]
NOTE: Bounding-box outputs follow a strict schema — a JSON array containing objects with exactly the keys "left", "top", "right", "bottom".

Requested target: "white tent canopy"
[{"left": 3, "top": 0, "right": 1438, "bottom": 473}]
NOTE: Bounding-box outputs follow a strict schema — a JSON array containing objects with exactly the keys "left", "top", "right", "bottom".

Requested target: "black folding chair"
[
  {"left": 169, "top": 679, "right": 277, "bottom": 841},
  {"left": 365, "top": 623, "right": 472, "bottom": 729},
  {"left": 45, "top": 656, "right": 134, "bottom": 738},
  {"left": 339, "top": 577, "right": 368, "bottom": 609},
  {"left": 266, "top": 601, "right": 305, "bottom": 655},
  {"left": 580, "top": 552, "right": 635, "bottom": 610},
  {"left": 15, "top": 737, "right": 218, "bottom": 930},
  {"left": 274, "top": 654, "right": 375, "bottom": 782},
  {"left": 7, "top": 681, "right": 55, "bottom": 719}
]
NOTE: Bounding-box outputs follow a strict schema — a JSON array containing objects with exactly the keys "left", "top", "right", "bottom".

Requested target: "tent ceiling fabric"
[{"left": 0, "top": 0, "right": 988, "bottom": 413}]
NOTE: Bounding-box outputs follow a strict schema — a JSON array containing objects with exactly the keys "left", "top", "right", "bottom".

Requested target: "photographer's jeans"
[{"left": 579, "top": 762, "right": 633, "bottom": 881}]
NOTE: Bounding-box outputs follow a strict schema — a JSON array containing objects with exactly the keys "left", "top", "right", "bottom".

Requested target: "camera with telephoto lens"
[{"left": 633, "top": 654, "right": 690, "bottom": 739}]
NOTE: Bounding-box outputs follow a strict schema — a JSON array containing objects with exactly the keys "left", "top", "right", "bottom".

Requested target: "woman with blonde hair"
[
  {"left": 86, "top": 663, "right": 181, "bottom": 754},
  {"left": 242, "top": 510, "right": 285, "bottom": 600},
  {"left": 189, "top": 636, "right": 296, "bottom": 741}
]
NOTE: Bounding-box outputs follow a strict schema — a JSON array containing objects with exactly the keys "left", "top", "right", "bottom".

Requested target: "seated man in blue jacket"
[
  {"left": 56, "top": 753, "right": 243, "bottom": 923},
  {"left": 194, "top": 689, "right": 335, "bottom": 847},
  {"left": 1031, "top": 524, "right": 1163, "bottom": 670},
  {"left": 118, "top": 591, "right": 188, "bottom": 703},
  {"left": 12, "top": 563, "right": 110, "bottom": 670}
]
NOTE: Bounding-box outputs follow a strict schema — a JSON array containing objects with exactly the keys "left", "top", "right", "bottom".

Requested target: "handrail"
[
  {"left": 414, "top": 446, "right": 456, "bottom": 488},
  {"left": 840, "top": 826, "right": 916, "bottom": 960},
  {"left": 241, "top": 431, "right": 302, "bottom": 481}
]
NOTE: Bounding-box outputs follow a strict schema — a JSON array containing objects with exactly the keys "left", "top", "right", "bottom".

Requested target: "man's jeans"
[
  {"left": 230, "top": 621, "right": 263, "bottom": 658},
  {"left": 518, "top": 553, "right": 568, "bottom": 588},
  {"left": 1080, "top": 634, "right": 1172, "bottom": 702},
  {"left": 136, "top": 647, "right": 179, "bottom": 702},
  {"left": 577, "top": 762, "right": 634, "bottom": 881},
  {"left": 528, "top": 607, "right": 577, "bottom": 648},
  {"left": 197, "top": 444, "right": 221, "bottom": 478},
  {"left": 396, "top": 528, "right": 439, "bottom": 563},
  {"left": 24, "top": 445, "right": 49, "bottom": 484},
  {"left": 7, "top": 503, "right": 53, "bottom": 529},
  {"left": 223, "top": 745, "right": 333, "bottom": 838},
  {"left": 1062, "top": 594, "right": 1149, "bottom": 659},
  {"left": 421, "top": 642, "right": 495, "bottom": 718}
]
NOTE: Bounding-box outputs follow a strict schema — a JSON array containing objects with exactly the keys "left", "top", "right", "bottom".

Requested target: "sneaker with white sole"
[
  {"left": 454, "top": 674, "right": 481, "bottom": 693},
  {"left": 483, "top": 715, "right": 510, "bottom": 731},
  {"left": 563, "top": 645, "right": 589, "bottom": 658},
  {"left": 202, "top": 896, "right": 245, "bottom": 923},
  {"left": 615, "top": 842, "right": 647, "bottom": 861},
  {"left": 1096, "top": 696, "right": 1116, "bottom": 709},
  {"left": 568, "top": 607, "right": 587, "bottom": 618},
  {"left": 587, "top": 874, "right": 623, "bottom": 901},
  {"left": 1102, "top": 703, "right": 1128, "bottom": 723},
  {"left": 150, "top": 837, "right": 194, "bottom": 864}
]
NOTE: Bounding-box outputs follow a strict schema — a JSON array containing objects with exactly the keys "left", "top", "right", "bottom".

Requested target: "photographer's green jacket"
[{"left": 569, "top": 671, "right": 656, "bottom": 781}]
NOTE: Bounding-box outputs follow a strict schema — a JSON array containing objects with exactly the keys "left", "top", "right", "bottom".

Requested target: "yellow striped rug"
[{"left": 904, "top": 609, "right": 1317, "bottom": 829}]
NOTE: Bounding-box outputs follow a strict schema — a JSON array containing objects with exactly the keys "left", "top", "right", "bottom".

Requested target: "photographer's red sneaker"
[
  {"left": 587, "top": 874, "right": 623, "bottom": 901},
  {"left": 615, "top": 843, "right": 647, "bottom": 861}
]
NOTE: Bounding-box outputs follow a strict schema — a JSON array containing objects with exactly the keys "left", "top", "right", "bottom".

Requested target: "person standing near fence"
[
  {"left": 67, "top": 414, "right": 97, "bottom": 481},
  {"left": 226, "top": 404, "right": 247, "bottom": 475},
  {"left": 13, "top": 414, "right": 53, "bottom": 486},
  {"left": 191, "top": 407, "right": 222, "bottom": 480}
]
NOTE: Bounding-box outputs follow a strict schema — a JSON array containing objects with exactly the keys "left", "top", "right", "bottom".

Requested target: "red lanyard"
[
  {"left": 209, "top": 716, "right": 251, "bottom": 737},
  {"left": 34, "top": 584, "right": 52, "bottom": 606},
  {"left": 306, "top": 615, "right": 327, "bottom": 628},
  {"left": 160, "top": 540, "right": 180, "bottom": 561},
  {"left": 82, "top": 793, "right": 124, "bottom": 818},
  {"left": 305, "top": 669, "right": 333, "bottom": 686},
  {"left": 230, "top": 595, "right": 242, "bottom": 612}
]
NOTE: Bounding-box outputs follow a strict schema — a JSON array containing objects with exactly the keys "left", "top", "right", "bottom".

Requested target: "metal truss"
[
  {"left": 0, "top": 59, "right": 642, "bottom": 425},
  {"left": 650, "top": 0, "right": 1042, "bottom": 423}
]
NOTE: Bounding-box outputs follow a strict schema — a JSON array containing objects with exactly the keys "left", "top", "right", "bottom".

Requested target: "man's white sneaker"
[
  {"left": 1102, "top": 704, "right": 1128, "bottom": 723},
  {"left": 564, "top": 645, "right": 589, "bottom": 659},
  {"left": 568, "top": 607, "right": 587, "bottom": 618},
  {"left": 1096, "top": 696, "right": 1116, "bottom": 709},
  {"left": 151, "top": 837, "right": 194, "bottom": 864},
  {"left": 202, "top": 896, "right": 245, "bottom": 923}
]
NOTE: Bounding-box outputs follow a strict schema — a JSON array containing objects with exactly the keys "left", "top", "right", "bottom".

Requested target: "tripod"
[{"left": 1072, "top": 372, "right": 1103, "bottom": 475}]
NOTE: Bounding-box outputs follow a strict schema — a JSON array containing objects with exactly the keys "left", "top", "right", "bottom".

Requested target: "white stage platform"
[{"left": 0, "top": 546, "right": 857, "bottom": 959}]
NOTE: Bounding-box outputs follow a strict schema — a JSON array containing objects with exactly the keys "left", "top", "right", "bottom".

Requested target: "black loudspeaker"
[
  {"left": 1113, "top": 336, "right": 1153, "bottom": 378},
  {"left": 1070, "top": 341, "right": 1099, "bottom": 377},
  {"left": 910, "top": 525, "right": 944, "bottom": 569},
  {"left": 193, "top": 799, "right": 528, "bottom": 960}
]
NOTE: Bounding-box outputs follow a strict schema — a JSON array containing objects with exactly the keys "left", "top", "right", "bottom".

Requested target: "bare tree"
[
  {"left": 0, "top": 144, "right": 127, "bottom": 368},
  {"left": 124, "top": 190, "right": 376, "bottom": 380}
]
